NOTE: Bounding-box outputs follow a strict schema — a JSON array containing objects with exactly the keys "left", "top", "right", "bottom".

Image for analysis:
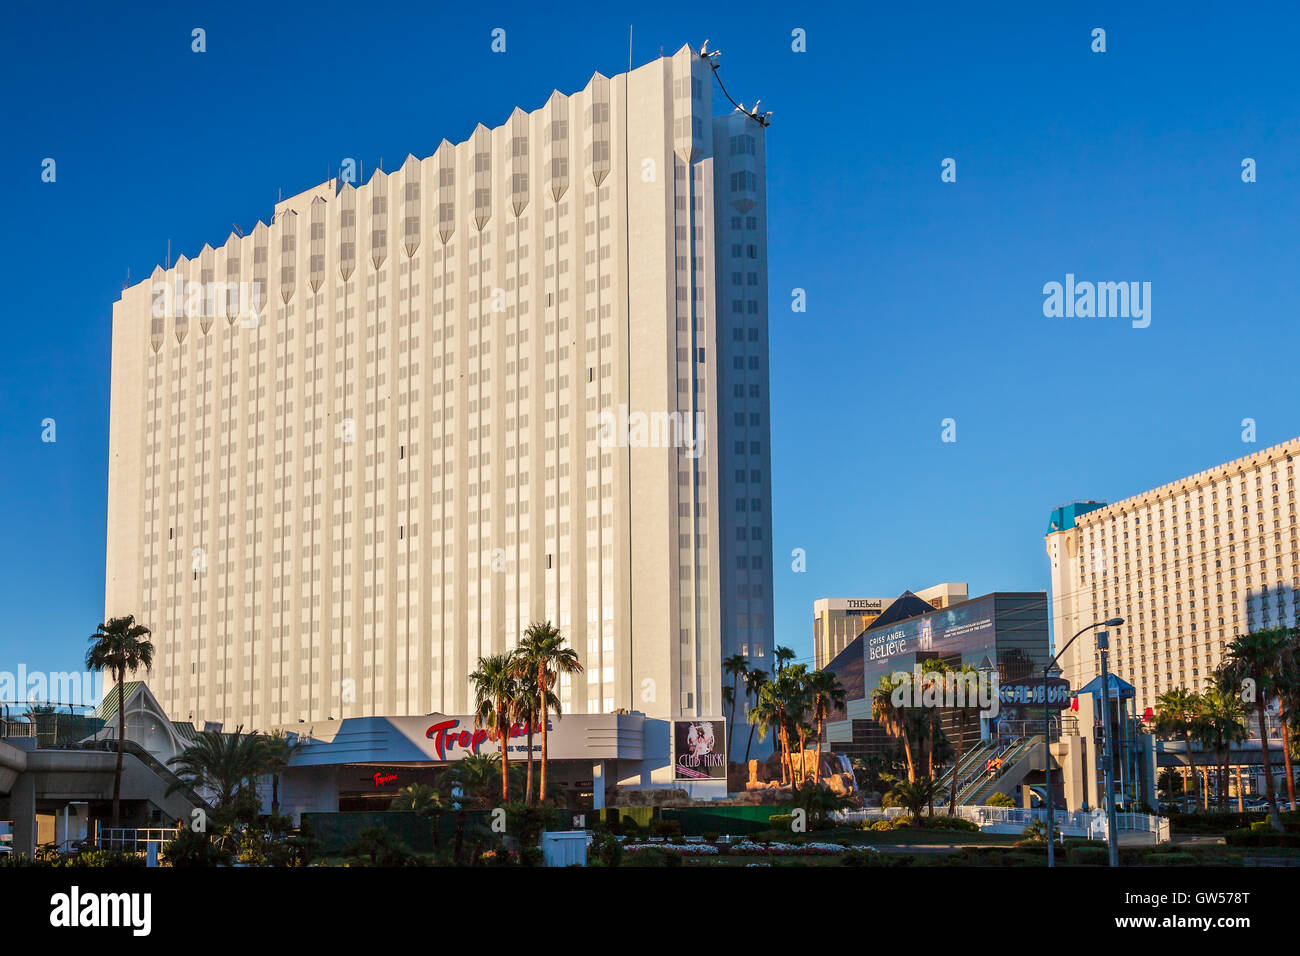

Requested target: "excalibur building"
[
  {"left": 104, "top": 45, "right": 775, "bottom": 747},
  {"left": 1046, "top": 437, "right": 1300, "bottom": 717}
]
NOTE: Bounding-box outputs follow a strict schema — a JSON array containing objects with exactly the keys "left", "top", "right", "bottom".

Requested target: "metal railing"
[
  {"left": 0, "top": 720, "right": 36, "bottom": 738},
  {"left": 833, "top": 804, "right": 1169, "bottom": 841},
  {"left": 97, "top": 827, "right": 177, "bottom": 852}
]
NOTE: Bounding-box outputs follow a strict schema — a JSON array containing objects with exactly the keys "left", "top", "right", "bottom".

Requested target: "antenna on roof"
[
  {"left": 166, "top": 239, "right": 171, "bottom": 269},
  {"left": 628, "top": 25, "right": 633, "bottom": 72},
  {"left": 232, "top": 222, "right": 245, "bottom": 237}
]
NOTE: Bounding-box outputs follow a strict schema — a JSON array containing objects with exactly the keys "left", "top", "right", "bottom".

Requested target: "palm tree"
[
  {"left": 749, "top": 683, "right": 787, "bottom": 785},
  {"left": 872, "top": 674, "right": 916, "bottom": 783},
  {"left": 918, "top": 659, "right": 949, "bottom": 814},
  {"left": 1219, "top": 627, "right": 1295, "bottom": 831},
  {"left": 889, "top": 777, "right": 941, "bottom": 826},
  {"left": 1198, "top": 683, "right": 1247, "bottom": 811},
  {"left": 805, "top": 669, "right": 846, "bottom": 787},
  {"left": 168, "top": 727, "right": 266, "bottom": 812},
  {"left": 1154, "top": 687, "right": 1205, "bottom": 813},
  {"left": 390, "top": 782, "right": 443, "bottom": 853},
  {"left": 741, "top": 668, "right": 769, "bottom": 767},
  {"left": 515, "top": 620, "right": 583, "bottom": 804},
  {"left": 259, "top": 729, "right": 301, "bottom": 816},
  {"left": 773, "top": 645, "right": 795, "bottom": 676},
  {"left": 783, "top": 664, "right": 811, "bottom": 785},
  {"left": 722, "top": 653, "right": 749, "bottom": 758},
  {"left": 947, "top": 664, "right": 984, "bottom": 816},
  {"left": 469, "top": 652, "right": 521, "bottom": 804},
  {"left": 85, "top": 615, "right": 154, "bottom": 827}
]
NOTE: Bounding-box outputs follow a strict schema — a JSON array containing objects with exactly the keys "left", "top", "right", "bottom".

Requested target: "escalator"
[{"left": 963, "top": 736, "right": 1044, "bottom": 806}]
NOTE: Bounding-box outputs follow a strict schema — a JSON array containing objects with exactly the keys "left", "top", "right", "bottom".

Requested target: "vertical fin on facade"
[
  {"left": 401, "top": 154, "right": 421, "bottom": 257},
  {"left": 508, "top": 108, "right": 530, "bottom": 216},
  {"left": 470, "top": 124, "right": 493, "bottom": 231},
  {"left": 584, "top": 73, "right": 611, "bottom": 186},
  {"left": 671, "top": 46, "right": 705, "bottom": 164},
  {"left": 172, "top": 255, "right": 189, "bottom": 344},
  {"left": 278, "top": 208, "right": 297, "bottom": 304},
  {"left": 545, "top": 91, "right": 569, "bottom": 201},
  {"left": 369, "top": 168, "right": 389, "bottom": 268},
  {"left": 198, "top": 245, "right": 215, "bottom": 334},
  {"left": 251, "top": 221, "right": 269, "bottom": 322},
  {"left": 223, "top": 232, "right": 242, "bottom": 325},
  {"left": 309, "top": 195, "right": 327, "bottom": 292},
  {"left": 337, "top": 184, "right": 357, "bottom": 280},
  {"left": 149, "top": 265, "right": 165, "bottom": 352},
  {"left": 434, "top": 140, "right": 456, "bottom": 244}
]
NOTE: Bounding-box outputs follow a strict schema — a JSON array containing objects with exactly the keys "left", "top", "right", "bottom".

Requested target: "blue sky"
[{"left": 1, "top": 1, "right": 1297, "bottom": 686}]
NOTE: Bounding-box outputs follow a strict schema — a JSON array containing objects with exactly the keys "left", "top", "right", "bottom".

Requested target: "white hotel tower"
[
  {"left": 105, "top": 45, "right": 775, "bottom": 732},
  {"left": 1046, "top": 437, "right": 1300, "bottom": 717}
]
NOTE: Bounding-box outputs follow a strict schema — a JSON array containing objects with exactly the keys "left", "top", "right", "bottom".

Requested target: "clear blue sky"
[{"left": 1, "top": 1, "right": 1298, "bottom": 684}]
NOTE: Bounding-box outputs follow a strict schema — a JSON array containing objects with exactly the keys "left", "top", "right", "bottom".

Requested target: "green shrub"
[
  {"left": 768, "top": 814, "right": 794, "bottom": 832},
  {"left": 867, "top": 819, "right": 894, "bottom": 832},
  {"left": 345, "top": 826, "right": 420, "bottom": 866},
  {"left": 986, "top": 793, "right": 1017, "bottom": 808},
  {"left": 1066, "top": 846, "right": 1109, "bottom": 866},
  {"left": 1146, "top": 852, "right": 1197, "bottom": 865},
  {"left": 923, "top": 816, "right": 979, "bottom": 832},
  {"left": 57, "top": 850, "right": 145, "bottom": 868},
  {"left": 1224, "top": 830, "right": 1300, "bottom": 848},
  {"left": 588, "top": 830, "right": 622, "bottom": 868}
]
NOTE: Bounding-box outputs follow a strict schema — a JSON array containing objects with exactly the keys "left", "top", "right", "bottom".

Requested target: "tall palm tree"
[
  {"left": 722, "top": 653, "right": 749, "bottom": 758},
  {"left": 782, "top": 664, "right": 811, "bottom": 786},
  {"left": 1219, "top": 627, "right": 1295, "bottom": 832},
  {"left": 748, "top": 683, "right": 787, "bottom": 783},
  {"left": 773, "top": 645, "right": 795, "bottom": 676},
  {"left": 741, "top": 668, "right": 769, "bottom": 767},
  {"left": 469, "top": 652, "right": 521, "bottom": 803},
  {"left": 1198, "top": 683, "right": 1247, "bottom": 811},
  {"left": 918, "top": 659, "right": 949, "bottom": 812},
  {"left": 871, "top": 674, "right": 916, "bottom": 783},
  {"left": 1154, "top": 687, "right": 1205, "bottom": 813},
  {"left": 947, "top": 664, "right": 984, "bottom": 816},
  {"left": 85, "top": 615, "right": 154, "bottom": 827},
  {"left": 805, "top": 669, "right": 846, "bottom": 787},
  {"left": 514, "top": 620, "right": 583, "bottom": 804}
]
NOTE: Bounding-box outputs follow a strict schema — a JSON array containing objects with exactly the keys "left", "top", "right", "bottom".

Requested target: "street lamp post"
[
  {"left": 1096, "top": 630, "right": 1121, "bottom": 867},
  {"left": 1044, "top": 616, "right": 1124, "bottom": 867}
]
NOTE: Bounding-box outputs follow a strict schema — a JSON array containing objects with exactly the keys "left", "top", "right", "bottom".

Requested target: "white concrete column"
[{"left": 593, "top": 760, "right": 605, "bottom": 810}]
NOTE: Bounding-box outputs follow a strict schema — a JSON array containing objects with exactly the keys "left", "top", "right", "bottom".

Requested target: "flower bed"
[
  {"left": 622, "top": 843, "right": 719, "bottom": 855},
  {"left": 730, "top": 841, "right": 871, "bottom": 856}
]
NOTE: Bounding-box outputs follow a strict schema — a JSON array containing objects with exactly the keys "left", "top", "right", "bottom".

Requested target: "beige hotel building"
[
  {"left": 104, "top": 45, "right": 775, "bottom": 733},
  {"left": 1046, "top": 437, "right": 1300, "bottom": 716}
]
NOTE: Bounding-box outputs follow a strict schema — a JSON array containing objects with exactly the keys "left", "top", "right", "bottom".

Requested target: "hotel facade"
[
  {"left": 1046, "top": 438, "right": 1300, "bottom": 717},
  {"left": 104, "top": 45, "right": 774, "bottom": 747}
]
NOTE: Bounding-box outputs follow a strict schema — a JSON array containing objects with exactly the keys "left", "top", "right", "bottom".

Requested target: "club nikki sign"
[{"left": 424, "top": 718, "right": 552, "bottom": 761}]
